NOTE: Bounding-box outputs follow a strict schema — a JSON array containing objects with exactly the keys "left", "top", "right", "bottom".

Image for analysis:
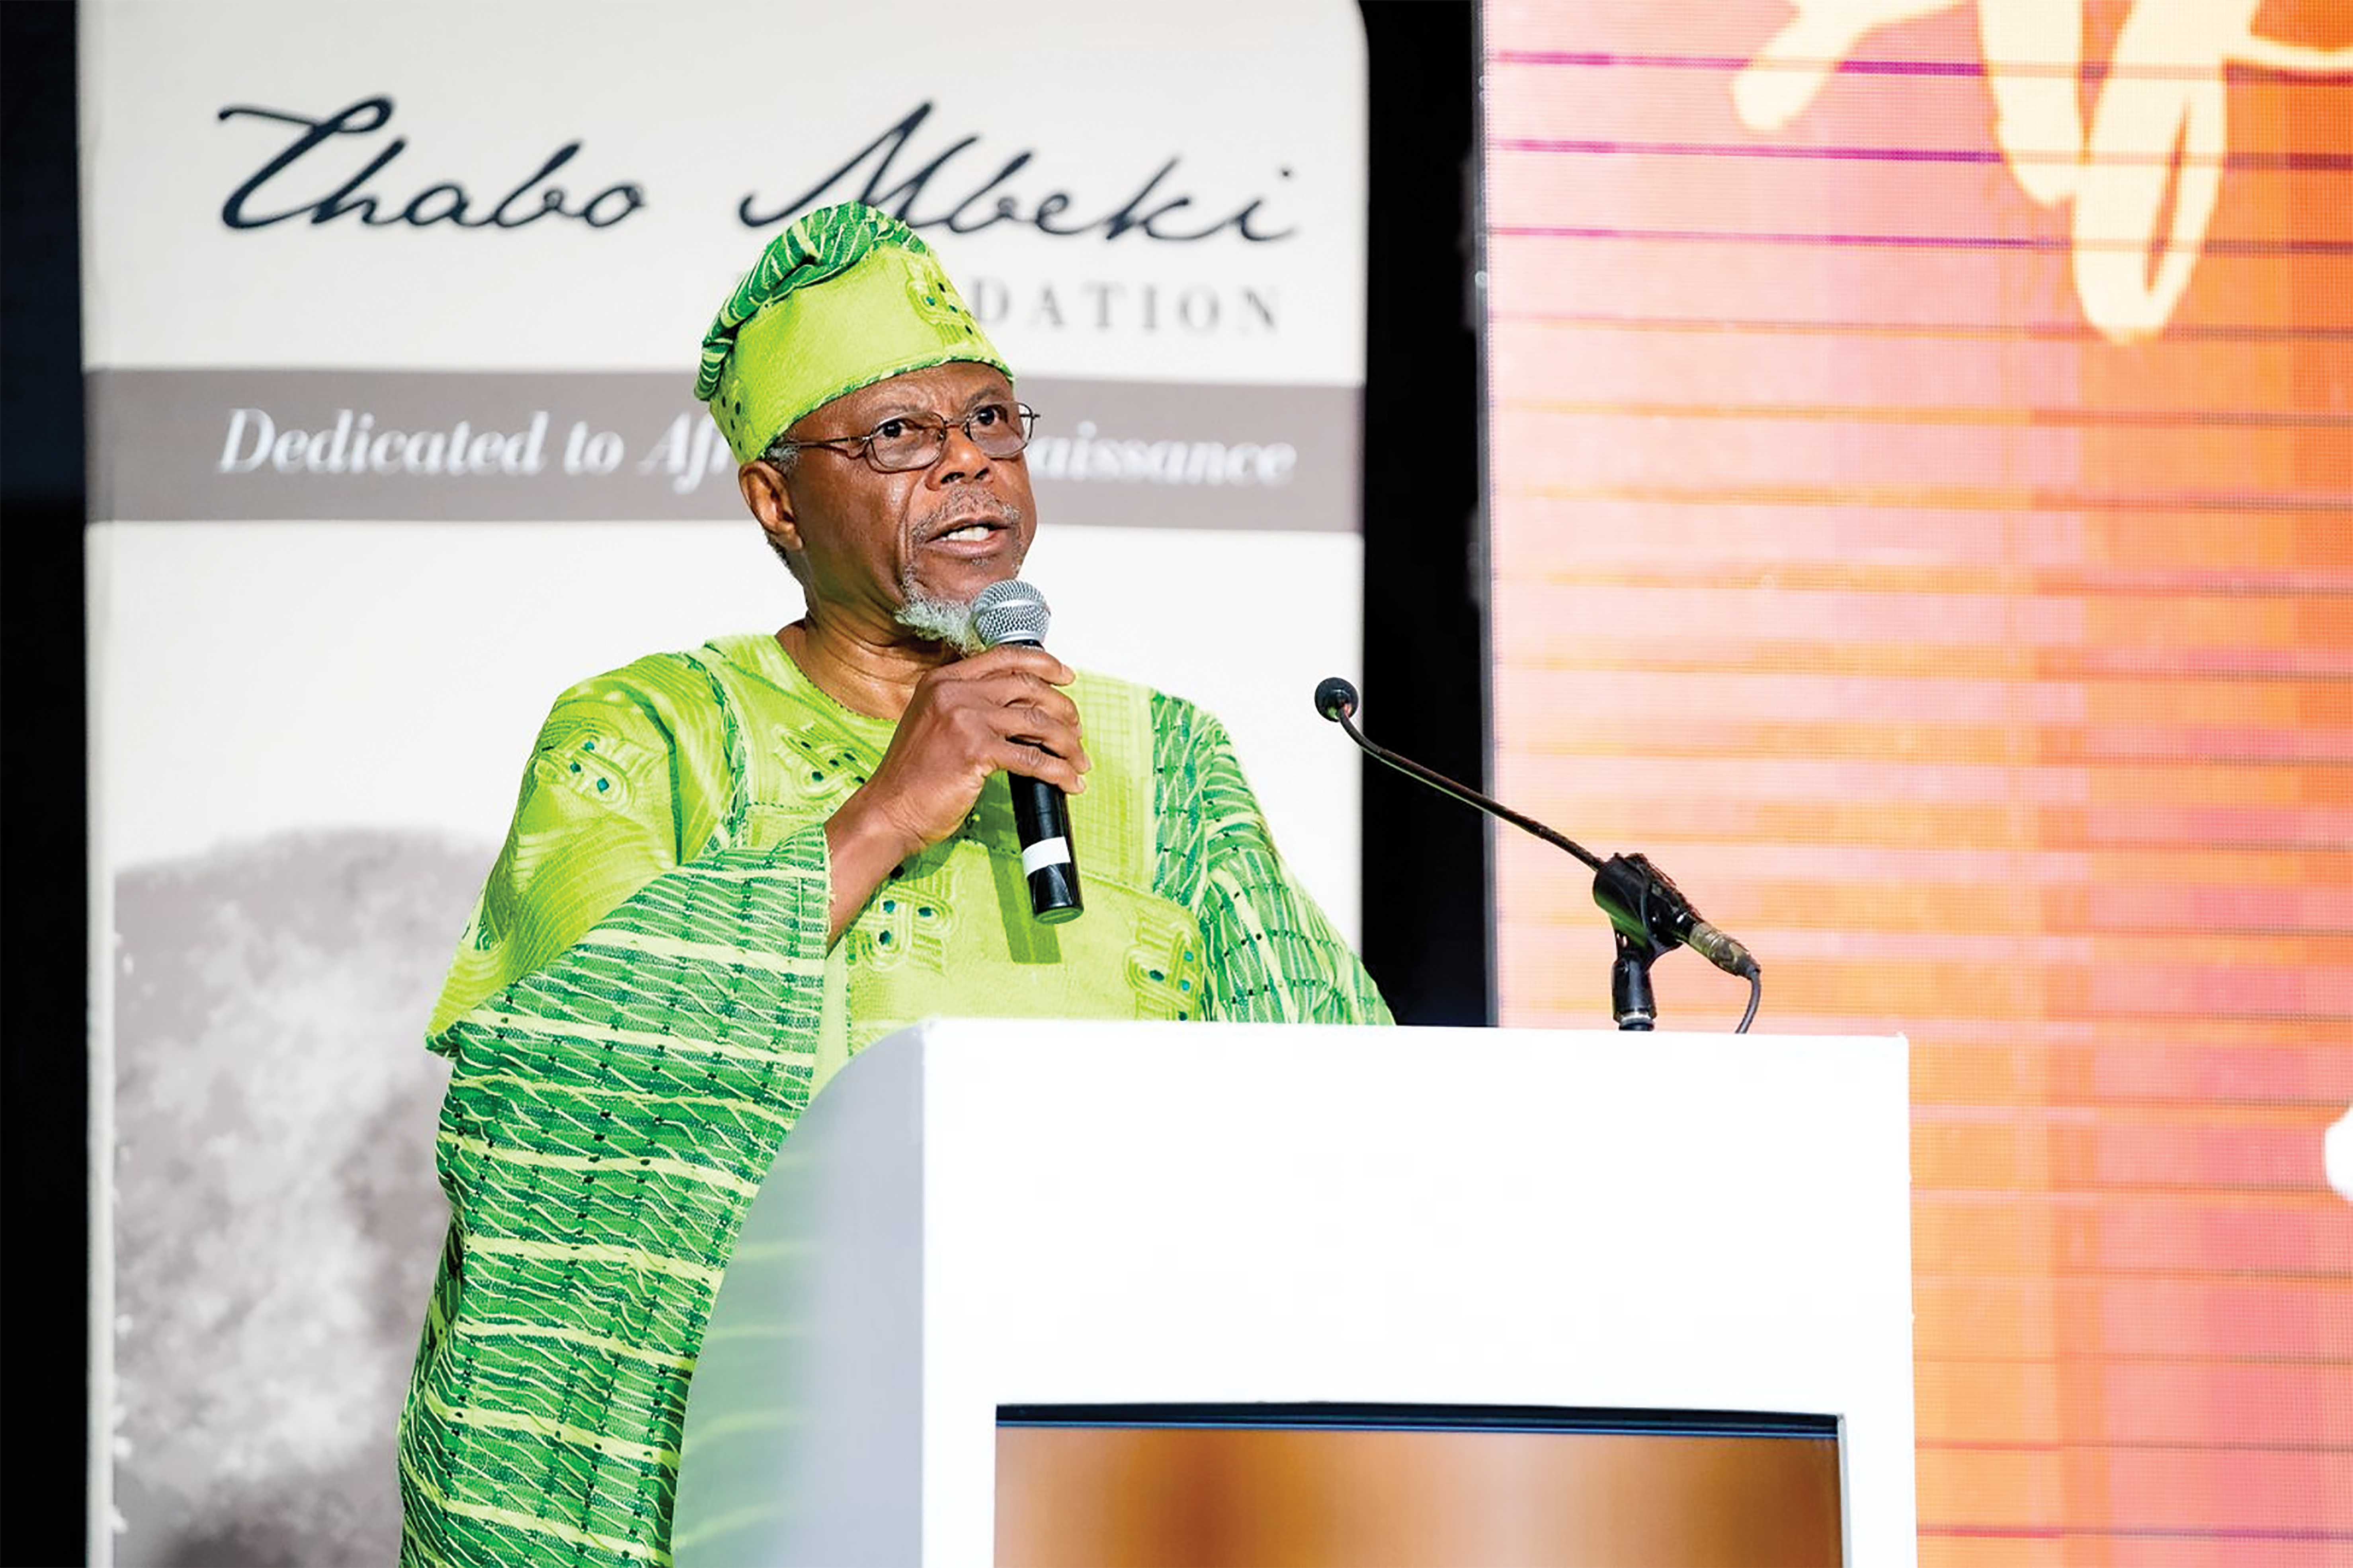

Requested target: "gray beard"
[
  {"left": 890, "top": 501, "right": 1025, "bottom": 655},
  {"left": 892, "top": 580, "right": 986, "bottom": 655}
]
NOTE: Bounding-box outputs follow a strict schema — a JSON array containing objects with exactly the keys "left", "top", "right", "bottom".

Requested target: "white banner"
[
  {"left": 83, "top": 0, "right": 1363, "bottom": 381},
  {"left": 82, "top": 2, "right": 1367, "bottom": 1559}
]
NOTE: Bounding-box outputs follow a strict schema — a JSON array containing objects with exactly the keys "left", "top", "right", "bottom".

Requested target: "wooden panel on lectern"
[{"left": 996, "top": 1420, "right": 1842, "bottom": 1567}]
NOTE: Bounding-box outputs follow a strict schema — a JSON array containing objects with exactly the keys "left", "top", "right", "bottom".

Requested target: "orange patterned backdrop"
[{"left": 1480, "top": 2, "right": 2351, "bottom": 1561}]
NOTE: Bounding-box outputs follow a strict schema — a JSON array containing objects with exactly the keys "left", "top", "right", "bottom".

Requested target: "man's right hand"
[{"left": 822, "top": 646, "right": 1091, "bottom": 945}]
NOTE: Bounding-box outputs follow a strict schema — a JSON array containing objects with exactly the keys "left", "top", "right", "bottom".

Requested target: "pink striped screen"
[{"left": 1480, "top": 2, "right": 2352, "bottom": 1562}]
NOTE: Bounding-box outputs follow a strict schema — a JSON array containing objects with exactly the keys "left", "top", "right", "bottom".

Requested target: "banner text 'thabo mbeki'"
[{"left": 216, "top": 98, "right": 1297, "bottom": 244}]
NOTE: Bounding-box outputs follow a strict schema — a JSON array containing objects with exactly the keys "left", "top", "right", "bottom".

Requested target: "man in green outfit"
[{"left": 396, "top": 201, "right": 1388, "bottom": 1566}]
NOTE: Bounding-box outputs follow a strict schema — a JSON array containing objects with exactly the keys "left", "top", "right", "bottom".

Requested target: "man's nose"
[{"left": 930, "top": 417, "right": 994, "bottom": 483}]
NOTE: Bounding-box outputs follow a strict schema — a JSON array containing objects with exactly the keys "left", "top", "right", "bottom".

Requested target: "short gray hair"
[
  {"left": 756, "top": 434, "right": 800, "bottom": 478},
  {"left": 752, "top": 437, "right": 801, "bottom": 578}
]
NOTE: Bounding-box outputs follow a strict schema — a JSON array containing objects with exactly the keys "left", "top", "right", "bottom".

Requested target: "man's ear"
[{"left": 739, "top": 460, "right": 802, "bottom": 560}]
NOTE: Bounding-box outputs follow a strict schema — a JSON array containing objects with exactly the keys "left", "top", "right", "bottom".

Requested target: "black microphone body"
[{"left": 974, "top": 580, "right": 1082, "bottom": 924}]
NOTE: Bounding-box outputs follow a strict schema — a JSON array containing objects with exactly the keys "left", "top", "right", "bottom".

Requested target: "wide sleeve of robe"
[
  {"left": 397, "top": 652, "right": 833, "bottom": 1568},
  {"left": 1148, "top": 693, "right": 1394, "bottom": 1027}
]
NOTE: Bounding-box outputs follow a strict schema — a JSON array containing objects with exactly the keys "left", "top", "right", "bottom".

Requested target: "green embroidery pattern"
[
  {"left": 398, "top": 835, "right": 832, "bottom": 1568},
  {"left": 1149, "top": 692, "right": 1392, "bottom": 1026},
  {"left": 691, "top": 202, "right": 1010, "bottom": 465},
  {"left": 693, "top": 204, "right": 919, "bottom": 404},
  {"left": 400, "top": 649, "right": 1390, "bottom": 1567}
]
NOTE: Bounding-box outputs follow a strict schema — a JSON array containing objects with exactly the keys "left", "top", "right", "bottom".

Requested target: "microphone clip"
[{"left": 1592, "top": 853, "right": 1689, "bottom": 953}]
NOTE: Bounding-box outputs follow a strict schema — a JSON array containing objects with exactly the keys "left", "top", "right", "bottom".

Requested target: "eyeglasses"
[{"left": 778, "top": 401, "right": 1038, "bottom": 474}]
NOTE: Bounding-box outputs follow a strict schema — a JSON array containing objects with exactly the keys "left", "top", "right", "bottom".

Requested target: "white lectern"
[{"left": 674, "top": 1021, "right": 1914, "bottom": 1565}]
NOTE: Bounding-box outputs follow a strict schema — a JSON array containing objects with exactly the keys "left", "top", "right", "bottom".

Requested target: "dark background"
[
  {"left": 4, "top": 3, "right": 97, "bottom": 1561},
  {"left": 0, "top": 1, "right": 1484, "bottom": 1556}
]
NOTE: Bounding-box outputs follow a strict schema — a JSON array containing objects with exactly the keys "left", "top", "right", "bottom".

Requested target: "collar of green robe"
[{"left": 696, "top": 202, "right": 1011, "bottom": 466}]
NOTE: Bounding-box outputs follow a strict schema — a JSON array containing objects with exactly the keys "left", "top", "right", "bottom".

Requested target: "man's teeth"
[{"left": 940, "top": 523, "right": 992, "bottom": 541}]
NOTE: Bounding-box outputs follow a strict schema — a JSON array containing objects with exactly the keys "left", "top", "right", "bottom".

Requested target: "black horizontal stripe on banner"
[{"left": 997, "top": 1402, "right": 1841, "bottom": 1440}]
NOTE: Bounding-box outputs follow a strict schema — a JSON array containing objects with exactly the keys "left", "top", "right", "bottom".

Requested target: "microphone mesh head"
[{"left": 972, "top": 578, "right": 1051, "bottom": 647}]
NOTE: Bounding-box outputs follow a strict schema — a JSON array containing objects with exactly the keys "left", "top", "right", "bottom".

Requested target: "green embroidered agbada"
[{"left": 396, "top": 632, "right": 1389, "bottom": 1567}]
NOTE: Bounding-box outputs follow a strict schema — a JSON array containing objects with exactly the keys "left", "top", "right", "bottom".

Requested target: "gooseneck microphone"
[
  {"left": 974, "top": 579, "right": 1082, "bottom": 924},
  {"left": 1315, "top": 676, "right": 1760, "bottom": 1031}
]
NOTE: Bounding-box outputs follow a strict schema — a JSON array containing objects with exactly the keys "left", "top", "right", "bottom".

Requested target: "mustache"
[{"left": 921, "top": 496, "right": 1025, "bottom": 538}]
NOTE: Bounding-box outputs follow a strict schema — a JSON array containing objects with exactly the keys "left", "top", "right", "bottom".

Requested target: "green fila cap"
[{"left": 696, "top": 202, "right": 1010, "bottom": 465}]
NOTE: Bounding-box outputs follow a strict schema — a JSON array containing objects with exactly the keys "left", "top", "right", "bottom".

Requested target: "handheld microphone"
[
  {"left": 1315, "top": 676, "right": 1761, "bottom": 1026},
  {"left": 974, "top": 579, "right": 1082, "bottom": 924}
]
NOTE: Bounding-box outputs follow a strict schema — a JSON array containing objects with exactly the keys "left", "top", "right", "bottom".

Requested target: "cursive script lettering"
[
  {"left": 1733, "top": 1, "right": 2353, "bottom": 342},
  {"left": 217, "top": 96, "right": 645, "bottom": 231},
  {"left": 739, "top": 102, "right": 1294, "bottom": 243}
]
